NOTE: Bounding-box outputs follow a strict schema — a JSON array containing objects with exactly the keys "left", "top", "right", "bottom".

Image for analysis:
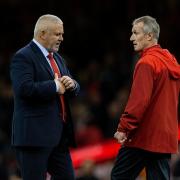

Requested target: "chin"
[
  {"left": 52, "top": 48, "right": 59, "bottom": 52},
  {"left": 133, "top": 46, "right": 138, "bottom": 51},
  {"left": 134, "top": 47, "right": 142, "bottom": 52},
  {"left": 134, "top": 48, "right": 139, "bottom": 52}
]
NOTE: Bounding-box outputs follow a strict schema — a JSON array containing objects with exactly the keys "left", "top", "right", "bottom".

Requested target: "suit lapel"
[
  {"left": 54, "top": 55, "right": 65, "bottom": 76},
  {"left": 29, "top": 41, "right": 54, "bottom": 77}
]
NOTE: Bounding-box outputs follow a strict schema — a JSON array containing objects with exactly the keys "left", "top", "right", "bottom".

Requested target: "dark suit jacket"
[{"left": 10, "top": 41, "right": 80, "bottom": 147}]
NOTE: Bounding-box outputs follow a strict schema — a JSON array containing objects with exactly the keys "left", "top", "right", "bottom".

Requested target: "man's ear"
[
  {"left": 146, "top": 32, "right": 153, "bottom": 41},
  {"left": 40, "top": 30, "right": 46, "bottom": 40}
]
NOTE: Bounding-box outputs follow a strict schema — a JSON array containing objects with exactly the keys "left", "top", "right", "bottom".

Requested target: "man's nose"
[
  {"left": 59, "top": 35, "right": 63, "bottom": 41},
  {"left": 130, "top": 35, "right": 133, "bottom": 41}
]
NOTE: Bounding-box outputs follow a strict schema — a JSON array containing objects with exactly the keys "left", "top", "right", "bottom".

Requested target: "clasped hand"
[{"left": 54, "top": 73, "right": 75, "bottom": 94}]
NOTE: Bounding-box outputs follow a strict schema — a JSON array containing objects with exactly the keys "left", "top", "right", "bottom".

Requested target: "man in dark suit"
[{"left": 10, "top": 14, "right": 80, "bottom": 180}]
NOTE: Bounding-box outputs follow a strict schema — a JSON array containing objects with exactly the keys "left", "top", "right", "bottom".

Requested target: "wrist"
[{"left": 54, "top": 79, "right": 60, "bottom": 92}]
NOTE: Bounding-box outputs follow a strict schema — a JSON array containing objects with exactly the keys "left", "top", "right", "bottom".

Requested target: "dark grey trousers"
[{"left": 111, "top": 146, "right": 171, "bottom": 180}]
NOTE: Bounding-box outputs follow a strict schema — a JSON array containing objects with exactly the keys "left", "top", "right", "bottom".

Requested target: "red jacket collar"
[{"left": 140, "top": 44, "right": 161, "bottom": 58}]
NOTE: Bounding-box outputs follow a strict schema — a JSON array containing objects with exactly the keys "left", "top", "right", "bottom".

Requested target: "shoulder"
[
  {"left": 136, "top": 54, "right": 168, "bottom": 77},
  {"left": 13, "top": 43, "right": 31, "bottom": 57},
  {"left": 13, "top": 41, "right": 39, "bottom": 59},
  {"left": 135, "top": 56, "right": 154, "bottom": 73},
  {"left": 138, "top": 54, "right": 157, "bottom": 66},
  {"left": 11, "top": 43, "right": 36, "bottom": 66},
  {"left": 131, "top": 56, "right": 156, "bottom": 78},
  {"left": 137, "top": 54, "right": 163, "bottom": 71}
]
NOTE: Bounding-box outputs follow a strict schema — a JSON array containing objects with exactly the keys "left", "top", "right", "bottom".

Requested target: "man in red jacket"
[{"left": 111, "top": 15, "right": 180, "bottom": 180}]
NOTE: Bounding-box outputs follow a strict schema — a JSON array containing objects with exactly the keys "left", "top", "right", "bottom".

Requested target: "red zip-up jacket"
[{"left": 118, "top": 45, "right": 180, "bottom": 153}]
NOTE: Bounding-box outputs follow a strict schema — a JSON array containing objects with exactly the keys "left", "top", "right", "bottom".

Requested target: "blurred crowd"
[{"left": 0, "top": 0, "right": 180, "bottom": 179}]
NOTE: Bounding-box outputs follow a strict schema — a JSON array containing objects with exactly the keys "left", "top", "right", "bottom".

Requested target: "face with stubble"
[{"left": 42, "top": 22, "right": 64, "bottom": 52}]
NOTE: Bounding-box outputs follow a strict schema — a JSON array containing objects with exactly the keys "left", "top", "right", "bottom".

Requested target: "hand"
[
  {"left": 54, "top": 73, "right": 66, "bottom": 94},
  {"left": 60, "top": 76, "right": 76, "bottom": 90},
  {"left": 114, "top": 131, "right": 127, "bottom": 145}
]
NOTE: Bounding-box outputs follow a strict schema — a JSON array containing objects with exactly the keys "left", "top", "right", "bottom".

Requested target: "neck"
[{"left": 145, "top": 40, "right": 158, "bottom": 49}]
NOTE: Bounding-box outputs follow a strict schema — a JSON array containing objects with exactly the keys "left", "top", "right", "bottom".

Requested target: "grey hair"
[
  {"left": 33, "top": 14, "right": 63, "bottom": 38},
  {"left": 132, "top": 15, "right": 160, "bottom": 40}
]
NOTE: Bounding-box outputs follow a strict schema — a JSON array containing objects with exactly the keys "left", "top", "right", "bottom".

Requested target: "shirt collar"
[{"left": 32, "top": 39, "right": 50, "bottom": 58}]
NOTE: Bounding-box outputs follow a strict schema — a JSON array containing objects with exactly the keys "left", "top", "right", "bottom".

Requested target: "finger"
[
  {"left": 54, "top": 73, "right": 59, "bottom": 79},
  {"left": 119, "top": 139, "right": 125, "bottom": 144},
  {"left": 64, "top": 81, "right": 72, "bottom": 88},
  {"left": 60, "top": 76, "right": 69, "bottom": 82},
  {"left": 63, "top": 79, "right": 72, "bottom": 85},
  {"left": 61, "top": 76, "right": 73, "bottom": 85},
  {"left": 114, "top": 132, "right": 119, "bottom": 138}
]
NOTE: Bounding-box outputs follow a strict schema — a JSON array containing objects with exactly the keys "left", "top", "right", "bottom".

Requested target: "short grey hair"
[
  {"left": 132, "top": 15, "right": 160, "bottom": 40},
  {"left": 33, "top": 14, "right": 63, "bottom": 38}
]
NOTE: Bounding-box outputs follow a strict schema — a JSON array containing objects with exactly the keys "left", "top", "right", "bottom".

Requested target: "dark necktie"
[{"left": 47, "top": 53, "right": 66, "bottom": 122}]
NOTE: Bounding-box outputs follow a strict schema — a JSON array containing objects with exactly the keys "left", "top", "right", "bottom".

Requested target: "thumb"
[{"left": 54, "top": 73, "right": 58, "bottom": 80}]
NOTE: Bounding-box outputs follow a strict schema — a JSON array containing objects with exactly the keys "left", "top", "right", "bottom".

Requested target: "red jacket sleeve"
[{"left": 117, "top": 60, "right": 154, "bottom": 136}]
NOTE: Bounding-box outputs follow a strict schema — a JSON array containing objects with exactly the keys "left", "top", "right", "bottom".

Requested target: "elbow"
[{"left": 15, "top": 82, "right": 34, "bottom": 99}]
